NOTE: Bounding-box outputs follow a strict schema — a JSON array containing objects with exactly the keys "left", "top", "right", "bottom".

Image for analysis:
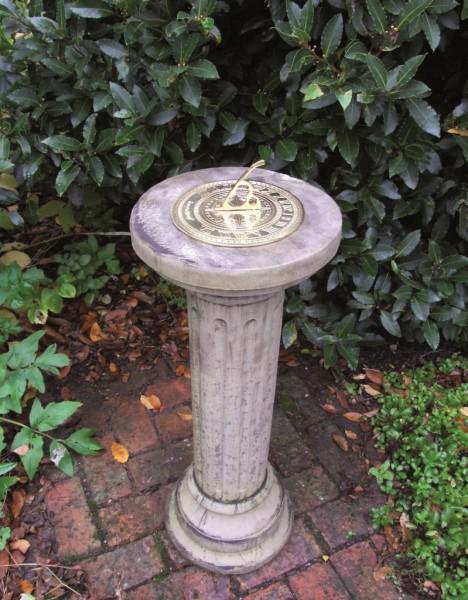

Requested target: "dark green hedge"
[{"left": 0, "top": 0, "right": 467, "bottom": 367}]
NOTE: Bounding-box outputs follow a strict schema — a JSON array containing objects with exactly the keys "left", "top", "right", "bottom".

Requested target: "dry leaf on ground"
[
  {"left": 11, "top": 490, "right": 25, "bottom": 518},
  {"left": 177, "top": 411, "right": 193, "bottom": 422},
  {"left": 345, "top": 429, "right": 358, "bottom": 440},
  {"left": 362, "top": 384, "right": 381, "bottom": 397},
  {"left": 365, "top": 368, "right": 384, "bottom": 386},
  {"left": 0, "top": 250, "right": 31, "bottom": 268},
  {"left": 373, "top": 566, "right": 391, "bottom": 581},
  {"left": 10, "top": 539, "right": 30, "bottom": 554},
  {"left": 109, "top": 362, "right": 118, "bottom": 374},
  {"left": 321, "top": 404, "right": 338, "bottom": 415},
  {"left": 140, "top": 394, "right": 161, "bottom": 411},
  {"left": 19, "top": 580, "right": 34, "bottom": 594},
  {"left": 111, "top": 442, "right": 129, "bottom": 464},
  {"left": 0, "top": 549, "right": 9, "bottom": 579},
  {"left": 343, "top": 411, "right": 363, "bottom": 422},
  {"left": 89, "top": 322, "right": 104, "bottom": 342},
  {"left": 332, "top": 433, "right": 349, "bottom": 452}
]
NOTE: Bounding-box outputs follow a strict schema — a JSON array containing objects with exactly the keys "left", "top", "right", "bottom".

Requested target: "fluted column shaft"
[{"left": 187, "top": 290, "right": 284, "bottom": 502}]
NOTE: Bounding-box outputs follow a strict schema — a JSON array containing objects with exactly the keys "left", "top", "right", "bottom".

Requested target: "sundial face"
[{"left": 172, "top": 179, "right": 304, "bottom": 247}]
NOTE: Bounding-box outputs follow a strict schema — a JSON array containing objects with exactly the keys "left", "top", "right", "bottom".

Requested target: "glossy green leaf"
[{"left": 321, "top": 14, "right": 343, "bottom": 57}]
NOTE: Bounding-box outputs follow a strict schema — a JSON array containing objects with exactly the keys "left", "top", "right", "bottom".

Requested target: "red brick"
[
  {"left": 84, "top": 536, "right": 164, "bottom": 599},
  {"left": 128, "top": 439, "right": 192, "bottom": 491},
  {"left": 289, "top": 563, "right": 351, "bottom": 600},
  {"left": 245, "top": 582, "right": 294, "bottom": 599},
  {"left": 45, "top": 478, "right": 100, "bottom": 558},
  {"left": 109, "top": 395, "right": 160, "bottom": 454},
  {"left": 236, "top": 519, "right": 322, "bottom": 592},
  {"left": 98, "top": 485, "right": 172, "bottom": 547},
  {"left": 284, "top": 466, "right": 338, "bottom": 513},
  {"left": 331, "top": 540, "right": 410, "bottom": 600},
  {"left": 270, "top": 411, "right": 317, "bottom": 476},
  {"left": 309, "top": 494, "right": 376, "bottom": 549},
  {"left": 145, "top": 378, "right": 191, "bottom": 411},
  {"left": 80, "top": 436, "right": 132, "bottom": 505},
  {"left": 129, "top": 567, "right": 230, "bottom": 600},
  {"left": 155, "top": 411, "right": 193, "bottom": 443}
]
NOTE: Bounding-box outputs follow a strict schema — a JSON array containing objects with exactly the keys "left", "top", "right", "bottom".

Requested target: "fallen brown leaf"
[
  {"left": 345, "top": 429, "right": 358, "bottom": 440},
  {"left": 19, "top": 580, "right": 34, "bottom": 594},
  {"left": 399, "top": 512, "right": 411, "bottom": 544},
  {"left": 352, "top": 373, "right": 366, "bottom": 381},
  {"left": 365, "top": 368, "right": 384, "bottom": 386},
  {"left": 460, "top": 407, "right": 468, "bottom": 417},
  {"left": 10, "top": 539, "right": 30, "bottom": 554},
  {"left": 335, "top": 389, "right": 350, "bottom": 408},
  {"left": 343, "top": 411, "right": 363, "bottom": 422},
  {"left": 373, "top": 565, "right": 391, "bottom": 581},
  {"left": 0, "top": 549, "right": 9, "bottom": 579},
  {"left": 89, "top": 322, "right": 104, "bottom": 343},
  {"left": 109, "top": 362, "right": 118, "bottom": 374},
  {"left": 384, "top": 525, "right": 399, "bottom": 551},
  {"left": 423, "top": 580, "right": 440, "bottom": 594},
  {"left": 362, "top": 384, "right": 381, "bottom": 397},
  {"left": 60, "top": 386, "right": 72, "bottom": 401},
  {"left": 321, "top": 404, "right": 338, "bottom": 415},
  {"left": 140, "top": 394, "right": 161, "bottom": 411},
  {"left": 111, "top": 442, "right": 129, "bottom": 464},
  {"left": 286, "top": 359, "right": 300, "bottom": 367},
  {"left": 332, "top": 433, "right": 349, "bottom": 452},
  {"left": 364, "top": 408, "right": 379, "bottom": 418},
  {"left": 177, "top": 411, "right": 193, "bottom": 422},
  {"left": 11, "top": 490, "right": 25, "bottom": 518},
  {"left": 11, "top": 550, "right": 25, "bottom": 565},
  {"left": 0, "top": 250, "right": 31, "bottom": 268}
]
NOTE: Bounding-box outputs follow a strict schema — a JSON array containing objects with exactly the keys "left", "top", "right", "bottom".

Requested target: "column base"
[{"left": 165, "top": 464, "right": 293, "bottom": 574}]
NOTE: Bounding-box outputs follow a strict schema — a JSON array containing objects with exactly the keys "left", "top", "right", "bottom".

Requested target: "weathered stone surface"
[
  {"left": 130, "top": 167, "right": 341, "bottom": 573},
  {"left": 127, "top": 440, "right": 192, "bottom": 491},
  {"left": 130, "top": 167, "right": 342, "bottom": 294},
  {"left": 284, "top": 466, "right": 339, "bottom": 513},
  {"left": 235, "top": 519, "right": 321, "bottom": 592},
  {"left": 84, "top": 536, "right": 164, "bottom": 599},
  {"left": 289, "top": 563, "right": 351, "bottom": 600},
  {"left": 97, "top": 485, "right": 172, "bottom": 547},
  {"left": 45, "top": 478, "right": 100, "bottom": 559}
]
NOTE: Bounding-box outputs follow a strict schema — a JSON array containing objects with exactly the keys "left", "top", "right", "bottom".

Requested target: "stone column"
[{"left": 130, "top": 167, "right": 341, "bottom": 574}]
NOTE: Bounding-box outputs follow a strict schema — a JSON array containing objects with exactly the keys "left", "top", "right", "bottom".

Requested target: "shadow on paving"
[{"left": 24, "top": 358, "right": 420, "bottom": 600}]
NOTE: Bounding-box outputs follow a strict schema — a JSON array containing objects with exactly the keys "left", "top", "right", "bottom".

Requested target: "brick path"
[{"left": 40, "top": 363, "right": 416, "bottom": 599}]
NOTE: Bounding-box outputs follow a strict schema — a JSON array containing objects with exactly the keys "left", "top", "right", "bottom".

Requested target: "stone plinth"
[{"left": 130, "top": 167, "right": 341, "bottom": 574}]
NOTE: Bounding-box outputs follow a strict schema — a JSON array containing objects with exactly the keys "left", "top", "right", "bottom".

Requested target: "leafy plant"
[
  {"left": 0, "top": 0, "right": 466, "bottom": 365},
  {"left": 0, "top": 331, "right": 101, "bottom": 548},
  {"left": 370, "top": 356, "right": 468, "bottom": 599},
  {"left": 55, "top": 235, "right": 120, "bottom": 305}
]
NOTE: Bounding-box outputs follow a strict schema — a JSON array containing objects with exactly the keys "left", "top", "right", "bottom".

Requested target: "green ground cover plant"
[
  {"left": 370, "top": 355, "right": 468, "bottom": 599},
  {"left": 0, "top": 0, "right": 467, "bottom": 367},
  {"left": 0, "top": 236, "right": 120, "bottom": 550}
]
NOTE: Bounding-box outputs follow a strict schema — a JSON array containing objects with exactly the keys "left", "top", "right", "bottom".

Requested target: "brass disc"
[{"left": 171, "top": 180, "right": 304, "bottom": 247}]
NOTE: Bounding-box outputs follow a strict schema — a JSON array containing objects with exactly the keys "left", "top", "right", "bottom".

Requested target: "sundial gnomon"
[{"left": 172, "top": 161, "right": 304, "bottom": 247}]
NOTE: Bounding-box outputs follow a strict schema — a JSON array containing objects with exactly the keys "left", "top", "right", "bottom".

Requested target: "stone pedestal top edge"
[{"left": 130, "top": 168, "right": 342, "bottom": 293}]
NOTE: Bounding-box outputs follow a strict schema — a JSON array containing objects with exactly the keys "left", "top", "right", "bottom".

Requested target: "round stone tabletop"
[{"left": 130, "top": 167, "right": 342, "bottom": 294}]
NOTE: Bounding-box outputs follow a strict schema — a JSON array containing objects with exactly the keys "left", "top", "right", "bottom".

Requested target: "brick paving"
[{"left": 39, "top": 367, "right": 417, "bottom": 599}]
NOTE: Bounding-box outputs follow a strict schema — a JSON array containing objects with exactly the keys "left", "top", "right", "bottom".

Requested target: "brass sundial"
[{"left": 171, "top": 161, "right": 304, "bottom": 247}]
